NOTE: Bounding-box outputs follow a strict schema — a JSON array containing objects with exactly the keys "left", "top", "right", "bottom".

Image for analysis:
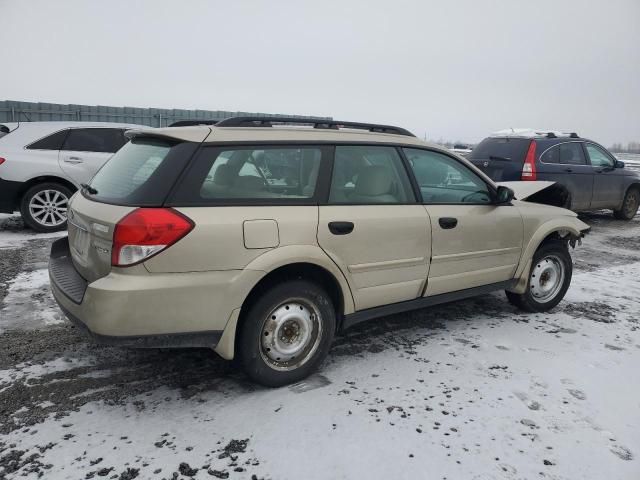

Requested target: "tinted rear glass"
[
  {"left": 63, "top": 128, "right": 127, "bottom": 153},
  {"left": 27, "top": 129, "right": 69, "bottom": 150},
  {"left": 169, "top": 145, "right": 330, "bottom": 205},
  {"left": 85, "top": 138, "right": 196, "bottom": 206},
  {"left": 470, "top": 137, "right": 531, "bottom": 163}
]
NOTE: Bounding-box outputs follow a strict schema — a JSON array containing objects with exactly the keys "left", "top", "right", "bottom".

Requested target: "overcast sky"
[{"left": 1, "top": 0, "right": 638, "bottom": 145}]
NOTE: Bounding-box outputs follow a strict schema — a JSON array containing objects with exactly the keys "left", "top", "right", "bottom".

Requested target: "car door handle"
[
  {"left": 438, "top": 217, "right": 458, "bottom": 229},
  {"left": 564, "top": 168, "right": 573, "bottom": 173},
  {"left": 328, "top": 221, "right": 354, "bottom": 235},
  {"left": 64, "top": 157, "right": 83, "bottom": 164}
]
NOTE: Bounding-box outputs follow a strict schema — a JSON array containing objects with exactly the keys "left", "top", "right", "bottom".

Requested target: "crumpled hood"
[{"left": 496, "top": 181, "right": 555, "bottom": 200}]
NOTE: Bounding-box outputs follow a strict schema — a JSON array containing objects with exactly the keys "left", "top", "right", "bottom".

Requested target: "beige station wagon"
[{"left": 49, "top": 117, "right": 590, "bottom": 386}]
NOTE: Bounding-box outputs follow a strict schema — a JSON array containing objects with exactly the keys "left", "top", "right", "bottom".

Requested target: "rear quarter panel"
[{"left": 144, "top": 206, "right": 320, "bottom": 272}]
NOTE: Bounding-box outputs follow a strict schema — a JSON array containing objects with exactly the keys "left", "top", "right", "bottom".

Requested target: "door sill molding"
[{"left": 341, "top": 279, "right": 517, "bottom": 331}]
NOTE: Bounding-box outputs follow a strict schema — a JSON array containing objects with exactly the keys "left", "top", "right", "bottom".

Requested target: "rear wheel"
[
  {"left": 506, "top": 241, "right": 572, "bottom": 312},
  {"left": 238, "top": 280, "right": 335, "bottom": 387},
  {"left": 20, "top": 182, "right": 72, "bottom": 232},
  {"left": 613, "top": 188, "right": 639, "bottom": 220}
]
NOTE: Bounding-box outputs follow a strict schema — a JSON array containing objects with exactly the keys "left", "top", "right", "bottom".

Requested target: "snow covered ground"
[{"left": 0, "top": 212, "right": 638, "bottom": 479}]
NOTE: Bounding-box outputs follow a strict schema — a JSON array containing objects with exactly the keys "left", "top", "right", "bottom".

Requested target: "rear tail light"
[
  {"left": 0, "top": 157, "right": 5, "bottom": 166},
  {"left": 521, "top": 140, "right": 537, "bottom": 180},
  {"left": 112, "top": 208, "right": 194, "bottom": 267}
]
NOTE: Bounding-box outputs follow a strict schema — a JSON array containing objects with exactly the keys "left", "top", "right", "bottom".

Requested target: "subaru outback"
[{"left": 49, "top": 117, "right": 590, "bottom": 387}]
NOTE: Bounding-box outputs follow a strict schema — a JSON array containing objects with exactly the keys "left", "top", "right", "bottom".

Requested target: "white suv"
[{"left": 0, "top": 121, "right": 145, "bottom": 231}]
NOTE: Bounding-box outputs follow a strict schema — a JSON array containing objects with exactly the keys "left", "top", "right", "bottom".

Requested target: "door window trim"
[{"left": 538, "top": 141, "right": 588, "bottom": 166}]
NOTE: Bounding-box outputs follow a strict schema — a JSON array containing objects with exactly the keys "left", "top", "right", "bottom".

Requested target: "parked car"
[
  {"left": 0, "top": 121, "right": 146, "bottom": 232},
  {"left": 49, "top": 117, "right": 589, "bottom": 387},
  {"left": 469, "top": 129, "right": 640, "bottom": 220},
  {"left": 449, "top": 143, "right": 473, "bottom": 157}
]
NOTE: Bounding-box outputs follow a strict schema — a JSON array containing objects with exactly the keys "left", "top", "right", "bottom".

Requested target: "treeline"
[{"left": 609, "top": 142, "right": 640, "bottom": 154}]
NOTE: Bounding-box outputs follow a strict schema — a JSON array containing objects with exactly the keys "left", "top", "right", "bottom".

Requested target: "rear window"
[
  {"left": 169, "top": 145, "right": 328, "bottom": 205},
  {"left": 470, "top": 137, "right": 531, "bottom": 162},
  {"left": 85, "top": 137, "right": 196, "bottom": 206}
]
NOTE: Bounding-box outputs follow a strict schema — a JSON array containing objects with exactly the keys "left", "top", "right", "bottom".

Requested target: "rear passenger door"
[
  {"left": 59, "top": 128, "right": 128, "bottom": 185},
  {"left": 537, "top": 141, "right": 593, "bottom": 209},
  {"left": 585, "top": 143, "right": 624, "bottom": 209},
  {"left": 317, "top": 145, "right": 431, "bottom": 311}
]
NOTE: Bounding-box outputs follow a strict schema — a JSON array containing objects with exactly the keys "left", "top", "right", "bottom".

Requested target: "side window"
[
  {"left": 403, "top": 148, "right": 492, "bottom": 204},
  {"left": 176, "top": 146, "right": 323, "bottom": 202},
  {"left": 27, "top": 129, "right": 69, "bottom": 150},
  {"left": 329, "top": 146, "right": 415, "bottom": 204},
  {"left": 540, "top": 146, "right": 559, "bottom": 164},
  {"left": 586, "top": 144, "right": 615, "bottom": 168},
  {"left": 558, "top": 143, "right": 586, "bottom": 165},
  {"left": 63, "top": 128, "right": 127, "bottom": 153}
]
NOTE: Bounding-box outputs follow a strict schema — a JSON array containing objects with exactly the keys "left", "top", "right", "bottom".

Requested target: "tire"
[
  {"left": 20, "top": 182, "right": 73, "bottom": 232},
  {"left": 506, "top": 240, "right": 572, "bottom": 313},
  {"left": 613, "top": 187, "right": 639, "bottom": 220},
  {"left": 238, "top": 280, "right": 336, "bottom": 387}
]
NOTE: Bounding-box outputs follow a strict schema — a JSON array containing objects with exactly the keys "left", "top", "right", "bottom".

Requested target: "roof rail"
[
  {"left": 215, "top": 116, "right": 416, "bottom": 137},
  {"left": 169, "top": 120, "right": 220, "bottom": 127}
]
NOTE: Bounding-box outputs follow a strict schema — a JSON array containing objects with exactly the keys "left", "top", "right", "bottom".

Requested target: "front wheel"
[
  {"left": 238, "top": 280, "right": 336, "bottom": 387},
  {"left": 506, "top": 241, "right": 572, "bottom": 312},
  {"left": 613, "top": 188, "right": 639, "bottom": 220},
  {"left": 20, "top": 182, "right": 72, "bottom": 232}
]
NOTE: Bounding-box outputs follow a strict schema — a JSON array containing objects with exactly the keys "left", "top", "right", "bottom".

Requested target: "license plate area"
[{"left": 69, "top": 219, "right": 90, "bottom": 258}]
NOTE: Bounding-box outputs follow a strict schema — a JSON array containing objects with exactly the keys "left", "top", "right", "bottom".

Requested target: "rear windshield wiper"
[
  {"left": 81, "top": 183, "right": 98, "bottom": 195},
  {"left": 489, "top": 155, "right": 511, "bottom": 162}
]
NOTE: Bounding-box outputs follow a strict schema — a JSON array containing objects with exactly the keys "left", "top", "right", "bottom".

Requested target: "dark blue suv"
[{"left": 470, "top": 130, "right": 640, "bottom": 220}]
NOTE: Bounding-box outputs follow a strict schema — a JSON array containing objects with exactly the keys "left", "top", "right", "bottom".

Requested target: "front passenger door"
[
  {"left": 403, "top": 148, "right": 523, "bottom": 296},
  {"left": 585, "top": 143, "right": 624, "bottom": 209}
]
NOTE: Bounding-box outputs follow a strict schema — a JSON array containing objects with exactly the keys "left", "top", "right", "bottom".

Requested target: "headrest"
[
  {"left": 354, "top": 165, "right": 393, "bottom": 196},
  {"left": 213, "top": 164, "right": 235, "bottom": 186}
]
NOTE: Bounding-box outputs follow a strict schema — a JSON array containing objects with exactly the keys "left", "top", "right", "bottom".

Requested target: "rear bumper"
[
  {"left": 0, "top": 178, "right": 21, "bottom": 213},
  {"left": 49, "top": 237, "right": 259, "bottom": 349}
]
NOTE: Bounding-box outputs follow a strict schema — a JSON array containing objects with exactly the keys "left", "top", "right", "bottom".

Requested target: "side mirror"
[
  {"left": 495, "top": 185, "right": 515, "bottom": 204},
  {"left": 615, "top": 160, "right": 625, "bottom": 169}
]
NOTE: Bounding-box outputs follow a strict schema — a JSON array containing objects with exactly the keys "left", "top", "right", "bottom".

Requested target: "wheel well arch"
[
  {"left": 16, "top": 176, "right": 77, "bottom": 208},
  {"left": 625, "top": 182, "right": 640, "bottom": 194},
  {"left": 237, "top": 262, "right": 345, "bottom": 336}
]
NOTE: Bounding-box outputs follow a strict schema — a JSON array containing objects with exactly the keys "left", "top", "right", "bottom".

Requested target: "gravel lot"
[{"left": 0, "top": 211, "right": 638, "bottom": 479}]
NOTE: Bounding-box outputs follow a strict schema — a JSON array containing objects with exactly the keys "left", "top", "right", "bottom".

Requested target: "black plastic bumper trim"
[
  {"left": 49, "top": 237, "right": 88, "bottom": 304},
  {"left": 0, "top": 178, "right": 22, "bottom": 213},
  {"left": 57, "top": 302, "right": 222, "bottom": 349}
]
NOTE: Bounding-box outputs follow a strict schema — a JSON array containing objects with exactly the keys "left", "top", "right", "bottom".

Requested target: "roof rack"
[
  {"left": 169, "top": 120, "right": 220, "bottom": 127},
  {"left": 215, "top": 116, "right": 416, "bottom": 137},
  {"left": 491, "top": 128, "right": 580, "bottom": 139}
]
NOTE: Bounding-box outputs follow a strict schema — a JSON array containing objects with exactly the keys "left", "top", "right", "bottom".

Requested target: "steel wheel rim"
[
  {"left": 260, "top": 298, "right": 322, "bottom": 371},
  {"left": 28, "top": 190, "right": 68, "bottom": 227},
  {"left": 530, "top": 254, "right": 565, "bottom": 303},
  {"left": 624, "top": 191, "right": 638, "bottom": 217}
]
